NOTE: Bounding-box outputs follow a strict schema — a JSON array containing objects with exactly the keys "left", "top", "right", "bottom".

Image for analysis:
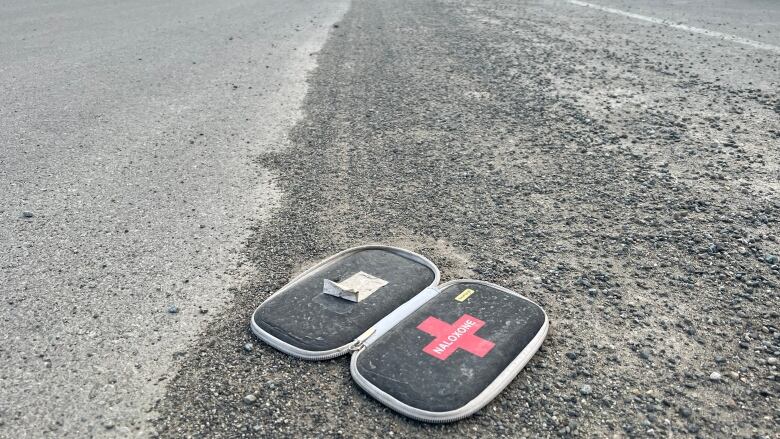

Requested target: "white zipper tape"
[{"left": 362, "top": 285, "right": 440, "bottom": 347}]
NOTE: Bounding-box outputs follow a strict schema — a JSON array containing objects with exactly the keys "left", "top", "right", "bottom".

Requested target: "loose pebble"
[{"left": 709, "top": 372, "right": 722, "bottom": 382}]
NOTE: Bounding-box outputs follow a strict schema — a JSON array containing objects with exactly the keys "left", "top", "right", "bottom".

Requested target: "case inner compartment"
[
  {"left": 354, "top": 281, "right": 546, "bottom": 413},
  {"left": 253, "top": 248, "right": 436, "bottom": 352}
]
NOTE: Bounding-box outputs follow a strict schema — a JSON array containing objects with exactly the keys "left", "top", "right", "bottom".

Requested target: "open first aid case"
[{"left": 250, "top": 245, "right": 549, "bottom": 422}]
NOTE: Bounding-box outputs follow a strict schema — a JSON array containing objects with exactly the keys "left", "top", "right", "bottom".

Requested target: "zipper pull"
[{"left": 349, "top": 327, "right": 376, "bottom": 352}]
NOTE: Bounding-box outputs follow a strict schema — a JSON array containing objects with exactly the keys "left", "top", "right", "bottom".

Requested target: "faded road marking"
[{"left": 568, "top": 0, "right": 780, "bottom": 53}]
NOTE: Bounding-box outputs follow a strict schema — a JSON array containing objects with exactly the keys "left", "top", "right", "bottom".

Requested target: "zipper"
[
  {"left": 349, "top": 327, "right": 376, "bottom": 352},
  {"left": 251, "top": 319, "right": 349, "bottom": 360}
]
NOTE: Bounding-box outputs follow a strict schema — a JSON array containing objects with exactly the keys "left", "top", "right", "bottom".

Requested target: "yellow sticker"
[{"left": 455, "top": 288, "right": 475, "bottom": 302}]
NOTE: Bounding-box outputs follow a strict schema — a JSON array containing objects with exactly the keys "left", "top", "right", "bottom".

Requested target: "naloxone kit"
[{"left": 250, "top": 245, "right": 549, "bottom": 422}]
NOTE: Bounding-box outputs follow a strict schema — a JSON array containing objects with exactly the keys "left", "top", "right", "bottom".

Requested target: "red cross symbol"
[{"left": 416, "top": 314, "right": 495, "bottom": 360}]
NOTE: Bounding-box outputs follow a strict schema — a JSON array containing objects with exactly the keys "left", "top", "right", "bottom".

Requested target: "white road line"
[{"left": 567, "top": 0, "right": 780, "bottom": 53}]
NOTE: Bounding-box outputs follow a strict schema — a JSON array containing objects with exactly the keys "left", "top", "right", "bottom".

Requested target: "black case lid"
[
  {"left": 252, "top": 246, "right": 438, "bottom": 354},
  {"left": 352, "top": 281, "right": 547, "bottom": 418}
]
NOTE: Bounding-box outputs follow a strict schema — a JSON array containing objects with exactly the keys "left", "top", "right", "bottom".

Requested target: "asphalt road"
[
  {"left": 4, "top": 0, "right": 779, "bottom": 438},
  {"left": 587, "top": 0, "right": 780, "bottom": 46},
  {"left": 0, "top": 0, "right": 348, "bottom": 437},
  {"left": 154, "top": 0, "right": 779, "bottom": 437}
]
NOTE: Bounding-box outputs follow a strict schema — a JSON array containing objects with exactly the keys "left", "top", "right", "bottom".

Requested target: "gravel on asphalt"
[{"left": 153, "top": 0, "right": 779, "bottom": 437}]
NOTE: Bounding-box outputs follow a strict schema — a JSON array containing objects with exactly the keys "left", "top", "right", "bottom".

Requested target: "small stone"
[
  {"left": 244, "top": 343, "right": 253, "bottom": 352},
  {"left": 639, "top": 349, "right": 651, "bottom": 360},
  {"left": 167, "top": 305, "right": 179, "bottom": 314},
  {"left": 243, "top": 394, "right": 257, "bottom": 404},
  {"left": 579, "top": 384, "right": 592, "bottom": 395},
  {"left": 714, "top": 356, "right": 726, "bottom": 364},
  {"left": 709, "top": 372, "right": 722, "bottom": 382},
  {"left": 768, "top": 357, "right": 778, "bottom": 365},
  {"left": 21, "top": 211, "right": 34, "bottom": 218},
  {"left": 566, "top": 351, "right": 578, "bottom": 360},
  {"left": 678, "top": 406, "right": 692, "bottom": 418},
  {"left": 765, "top": 255, "right": 779, "bottom": 265},
  {"left": 103, "top": 421, "right": 114, "bottom": 430}
]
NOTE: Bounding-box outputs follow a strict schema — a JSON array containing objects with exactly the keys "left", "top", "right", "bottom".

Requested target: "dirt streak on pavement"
[{"left": 155, "top": 0, "right": 779, "bottom": 437}]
